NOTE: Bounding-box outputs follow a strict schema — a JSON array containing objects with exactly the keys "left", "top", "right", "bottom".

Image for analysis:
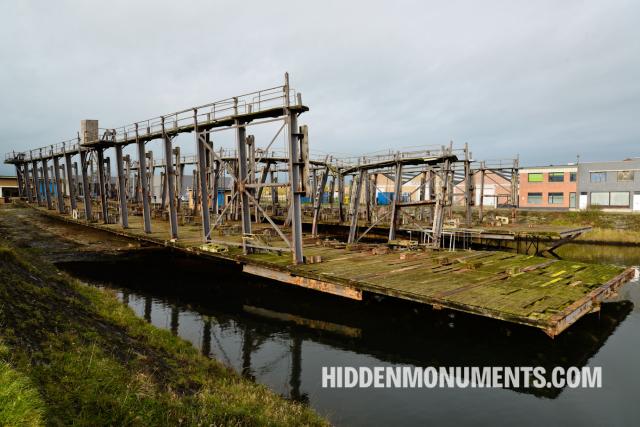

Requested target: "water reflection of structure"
[
  {"left": 136, "top": 294, "right": 310, "bottom": 402},
  {"left": 131, "top": 288, "right": 632, "bottom": 400},
  {"left": 57, "top": 253, "right": 635, "bottom": 400}
]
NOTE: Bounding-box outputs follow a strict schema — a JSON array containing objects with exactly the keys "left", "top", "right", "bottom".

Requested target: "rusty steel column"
[
  {"left": 136, "top": 126, "right": 152, "bottom": 233},
  {"left": 96, "top": 148, "right": 108, "bottom": 223},
  {"left": 388, "top": 161, "right": 403, "bottom": 241},
  {"left": 79, "top": 149, "right": 93, "bottom": 221},
  {"left": 52, "top": 156, "right": 65, "bottom": 213},
  {"left": 115, "top": 144, "right": 128, "bottom": 228},
  {"left": 162, "top": 121, "right": 179, "bottom": 239},
  {"left": 41, "top": 152, "right": 53, "bottom": 210}
]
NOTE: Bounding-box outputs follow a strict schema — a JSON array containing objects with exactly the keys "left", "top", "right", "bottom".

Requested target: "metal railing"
[
  {"left": 5, "top": 138, "right": 80, "bottom": 162},
  {"left": 5, "top": 78, "right": 300, "bottom": 161},
  {"left": 104, "top": 85, "right": 298, "bottom": 145}
]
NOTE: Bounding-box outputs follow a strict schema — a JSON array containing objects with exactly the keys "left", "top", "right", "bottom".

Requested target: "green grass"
[
  {"left": 0, "top": 342, "right": 45, "bottom": 427},
  {"left": 0, "top": 244, "right": 327, "bottom": 426},
  {"left": 577, "top": 228, "right": 640, "bottom": 244},
  {"left": 453, "top": 208, "right": 640, "bottom": 243}
]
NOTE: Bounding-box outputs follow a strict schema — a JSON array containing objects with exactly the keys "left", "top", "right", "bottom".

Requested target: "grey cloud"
[{"left": 1, "top": 0, "right": 638, "bottom": 174}]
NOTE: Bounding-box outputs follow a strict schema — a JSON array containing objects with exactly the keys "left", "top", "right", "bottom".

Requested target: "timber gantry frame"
[
  {"left": 6, "top": 73, "right": 315, "bottom": 264},
  {"left": 4, "top": 74, "right": 634, "bottom": 337},
  {"left": 6, "top": 76, "right": 504, "bottom": 262},
  {"left": 3, "top": 74, "right": 574, "bottom": 261}
]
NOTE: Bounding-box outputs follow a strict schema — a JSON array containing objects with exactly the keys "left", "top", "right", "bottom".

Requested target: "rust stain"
[{"left": 242, "top": 264, "right": 363, "bottom": 300}]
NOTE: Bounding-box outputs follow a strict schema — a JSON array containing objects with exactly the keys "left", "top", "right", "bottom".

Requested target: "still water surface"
[{"left": 57, "top": 244, "right": 640, "bottom": 426}]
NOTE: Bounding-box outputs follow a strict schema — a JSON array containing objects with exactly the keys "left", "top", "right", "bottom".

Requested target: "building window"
[
  {"left": 610, "top": 191, "right": 630, "bottom": 207},
  {"left": 548, "top": 192, "right": 564, "bottom": 204},
  {"left": 590, "top": 172, "right": 606, "bottom": 183},
  {"left": 527, "top": 192, "right": 543, "bottom": 204},
  {"left": 590, "top": 192, "right": 610, "bottom": 206},
  {"left": 548, "top": 172, "right": 564, "bottom": 182},
  {"left": 617, "top": 171, "right": 634, "bottom": 182},
  {"left": 528, "top": 173, "right": 543, "bottom": 183},
  {"left": 570, "top": 172, "right": 577, "bottom": 182}
]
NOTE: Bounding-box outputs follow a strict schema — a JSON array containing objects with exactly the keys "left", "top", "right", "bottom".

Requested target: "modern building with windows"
[
  {"left": 518, "top": 165, "right": 578, "bottom": 209},
  {"left": 577, "top": 158, "right": 640, "bottom": 211}
]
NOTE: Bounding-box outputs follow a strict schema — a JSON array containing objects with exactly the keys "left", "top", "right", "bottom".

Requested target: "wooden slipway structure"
[
  {"left": 5, "top": 75, "right": 635, "bottom": 337},
  {"left": 23, "top": 204, "right": 635, "bottom": 338}
]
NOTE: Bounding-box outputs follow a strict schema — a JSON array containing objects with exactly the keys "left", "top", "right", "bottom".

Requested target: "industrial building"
[
  {"left": 518, "top": 165, "right": 578, "bottom": 210},
  {"left": 577, "top": 158, "right": 640, "bottom": 211}
]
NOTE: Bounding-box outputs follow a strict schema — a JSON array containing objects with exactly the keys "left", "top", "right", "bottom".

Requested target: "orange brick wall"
[{"left": 519, "top": 170, "right": 577, "bottom": 208}]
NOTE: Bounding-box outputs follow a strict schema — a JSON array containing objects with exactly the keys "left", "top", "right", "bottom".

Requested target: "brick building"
[{"left": 518, "top": 165, "right": 577, "bottom": 210}]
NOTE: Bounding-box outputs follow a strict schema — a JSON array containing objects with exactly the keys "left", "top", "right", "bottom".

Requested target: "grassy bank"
[
  {"left": 0, "top": 342, "right": 44, "bottom": 427},
  {"left": 0, "top": 245, "right": 327, "bottom": 426},
  {"left": 466, "top": 208, "right": 640, "bottom": 244}
]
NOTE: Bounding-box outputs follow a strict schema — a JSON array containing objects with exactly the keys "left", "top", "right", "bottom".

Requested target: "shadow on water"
[{"left": 56, "top": 249, "right": 634, "bottom": 404}]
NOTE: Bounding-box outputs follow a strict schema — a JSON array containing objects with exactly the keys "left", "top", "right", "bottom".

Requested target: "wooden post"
[
  {"left": 388, "top": 160, "right": 403, "bottom": 241},
  {"left": 479, "top": 162, "right": 486, "bottom": 223},
  {"left": 347, "top": 169, "right": 366, "bottom": 244}
]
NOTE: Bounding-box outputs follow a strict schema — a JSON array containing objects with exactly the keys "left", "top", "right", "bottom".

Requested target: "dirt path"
[{"left": 0, "top": 204, "right": 144, "bottom": 262}]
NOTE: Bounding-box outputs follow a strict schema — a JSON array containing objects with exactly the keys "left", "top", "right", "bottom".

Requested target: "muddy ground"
[{"left": 0, "top": 204, "right": 146, "bottom": 262}]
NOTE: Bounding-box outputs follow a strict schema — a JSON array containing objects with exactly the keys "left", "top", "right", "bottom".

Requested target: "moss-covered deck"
[{"left": 27, "top": 204, "right": 635, "bottom": 337}]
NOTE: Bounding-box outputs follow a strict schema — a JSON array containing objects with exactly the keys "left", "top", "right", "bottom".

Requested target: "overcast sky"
[{"left": 1, "top": 0, "right": 638, "bottom": 174}]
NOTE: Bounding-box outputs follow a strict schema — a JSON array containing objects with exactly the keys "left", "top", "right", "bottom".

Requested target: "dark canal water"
[{"left": 57, "top": 244, "right": 640, "bottom": 426}]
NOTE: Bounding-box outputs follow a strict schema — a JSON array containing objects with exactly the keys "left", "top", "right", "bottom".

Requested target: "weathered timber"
[{"left": 25, "top": 203, "right": 634, "bottom": 338}]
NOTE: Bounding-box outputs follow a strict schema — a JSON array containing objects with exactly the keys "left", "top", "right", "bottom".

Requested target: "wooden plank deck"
[{"left": 27, "top": 204, "right": 635, "bottom": 337}]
